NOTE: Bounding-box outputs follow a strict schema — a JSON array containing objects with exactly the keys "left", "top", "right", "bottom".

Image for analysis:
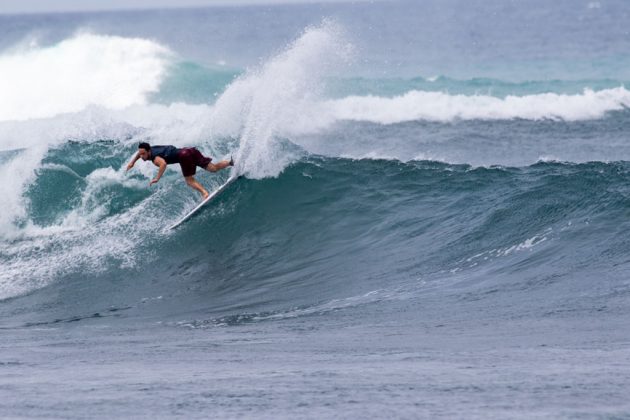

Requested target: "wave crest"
[
  {"left": 327, "top": 87, "right": 630, "bottom": 123},
  {"left": 0, "top": 33, "right": 171, "bottom": 122}
]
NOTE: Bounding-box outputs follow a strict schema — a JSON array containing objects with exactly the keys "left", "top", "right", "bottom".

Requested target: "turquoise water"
[{"left": 1, "top": 1, "right": 630, "bottom": 418}]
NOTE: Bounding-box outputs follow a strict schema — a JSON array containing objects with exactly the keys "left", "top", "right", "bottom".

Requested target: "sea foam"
[
  {"left": 326, "top": 87, "right": 630, "bottom": 123},
  {"left": 0, "top": 33, "right": 171, "bottom": 122}
]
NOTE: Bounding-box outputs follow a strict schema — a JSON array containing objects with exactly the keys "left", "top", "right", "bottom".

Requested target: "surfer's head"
[{"left": 138, "top": 142, "right": 151, "bottom": 161}]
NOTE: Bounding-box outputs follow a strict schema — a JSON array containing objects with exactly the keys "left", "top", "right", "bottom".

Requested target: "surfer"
[{"left": 126, "top": 142, "right": 233, "bottom": 199}]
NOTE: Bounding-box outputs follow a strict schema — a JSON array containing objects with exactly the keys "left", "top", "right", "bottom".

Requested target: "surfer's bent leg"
[
  {"left": 206, "top": 160, "right": 232, "bottom": 173},
  {"left": 185, "top": 176, "right": 209, "bottom": 199},
  {"left": 180, "top": 147, "right": 232, "bottom": 173},
  {"left": 178, "top": 148, "right": 209, "bottom": 198},
  {"left": 206, "top": 155, "right": 233, "bottom": 172}
]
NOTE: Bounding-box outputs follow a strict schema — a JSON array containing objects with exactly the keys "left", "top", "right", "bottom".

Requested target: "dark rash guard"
[{"left": 150, "top": 145, "right": 180, "bottom": 164}]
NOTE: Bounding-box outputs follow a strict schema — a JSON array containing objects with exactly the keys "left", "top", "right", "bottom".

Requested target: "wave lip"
[
  {"left": 327, "top": 87, "right": 630, "bottom": 123},
  {"left": 0, "top": 33, "right": 172, "bottom": 122}
]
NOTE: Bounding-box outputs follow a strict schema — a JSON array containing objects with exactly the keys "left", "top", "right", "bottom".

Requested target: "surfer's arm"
[
  {"left": 126, "top": 152, "right": 141, "bottom": 171},
  {"left": 150, "top": 156, "right": 167, "bottom": 186}
]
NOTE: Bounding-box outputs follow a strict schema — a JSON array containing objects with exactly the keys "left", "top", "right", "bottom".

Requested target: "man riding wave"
[{"left": 126, "top": 142, "right": 233, "bottom": 199}]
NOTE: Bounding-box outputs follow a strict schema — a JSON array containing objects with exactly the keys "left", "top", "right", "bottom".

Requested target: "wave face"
[
  {"left": 3, "top": 154, "right": 630, "bottom": 325},
  {"left": 1, "top": 12, "right": 630, "bottom": 329}
]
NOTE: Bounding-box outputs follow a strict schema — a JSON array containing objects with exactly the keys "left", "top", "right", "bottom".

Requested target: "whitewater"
[{"left": 2, "top": 1, "right": 630, "bottom": 418}]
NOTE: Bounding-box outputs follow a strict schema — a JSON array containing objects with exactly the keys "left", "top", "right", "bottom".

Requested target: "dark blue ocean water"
[{"left": 1, "top": 1, "right": 630, "bottom": 418}]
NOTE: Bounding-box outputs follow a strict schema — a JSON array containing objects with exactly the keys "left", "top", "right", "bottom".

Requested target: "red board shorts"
[{"left": 177, "top": 147, "right": 212, "bottom": 177}]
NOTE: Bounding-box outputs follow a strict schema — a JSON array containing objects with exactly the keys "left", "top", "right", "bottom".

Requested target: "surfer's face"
[{"left": 138, "top": 149, "right": 150, "bottom": 161}]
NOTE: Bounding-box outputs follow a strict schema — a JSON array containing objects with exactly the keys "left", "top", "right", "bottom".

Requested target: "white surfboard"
[{"left": 168, "top": 175, "right": 238, "bottom": 230}]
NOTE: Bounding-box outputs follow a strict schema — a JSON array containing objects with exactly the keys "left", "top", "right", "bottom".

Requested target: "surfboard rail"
[{"left": 168, "top": 175, "right": 238, "bottom": 230}]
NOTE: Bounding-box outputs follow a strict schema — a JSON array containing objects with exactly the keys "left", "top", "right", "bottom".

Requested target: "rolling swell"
[{"left": 4, "top": 155, "right": 630, "bottom": 327}]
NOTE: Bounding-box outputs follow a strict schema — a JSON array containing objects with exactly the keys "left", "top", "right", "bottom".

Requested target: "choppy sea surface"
[{"left": 2, "top": 1, "right": 630, "bottom": 418}]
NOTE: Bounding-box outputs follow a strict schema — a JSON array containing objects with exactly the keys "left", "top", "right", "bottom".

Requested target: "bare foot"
[{"left": 202, "top": 191, "right": 209, "bottom": 200}]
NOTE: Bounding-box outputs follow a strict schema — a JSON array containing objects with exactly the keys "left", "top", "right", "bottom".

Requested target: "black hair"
[{"left": 138, "top": 142, "right": 151, "bottom": 151}]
